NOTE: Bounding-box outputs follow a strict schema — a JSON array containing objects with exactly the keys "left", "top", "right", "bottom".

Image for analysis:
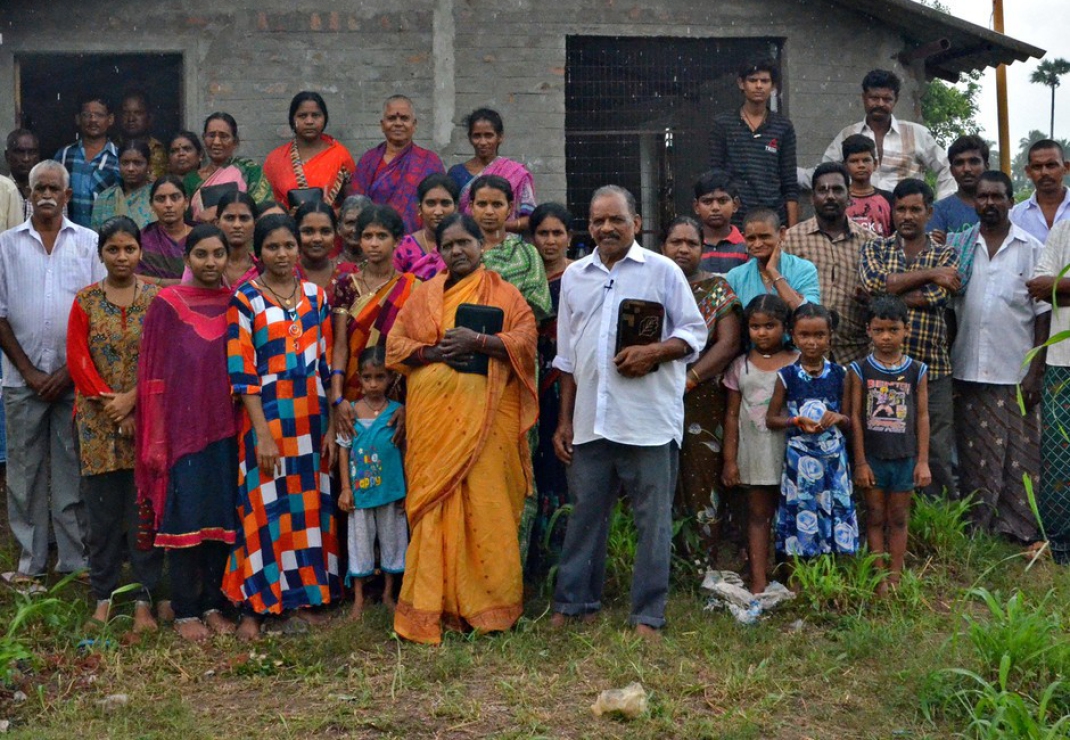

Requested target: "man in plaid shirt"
[
  {"left": 54, "top": 95, "right": 119, "bottom": 228},
  {"left": 859, "top": 178, "right": 959, "bottom": 498}
]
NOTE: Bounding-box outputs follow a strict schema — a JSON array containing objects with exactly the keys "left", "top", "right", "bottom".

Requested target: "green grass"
[{"left": 1, "top": 497, "right": 1069, "bottom": 738}]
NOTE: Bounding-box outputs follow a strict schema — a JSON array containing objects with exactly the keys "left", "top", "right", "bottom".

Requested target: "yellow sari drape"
[{"left": 386, "top": 267, "right": 537, "bottom": 644}]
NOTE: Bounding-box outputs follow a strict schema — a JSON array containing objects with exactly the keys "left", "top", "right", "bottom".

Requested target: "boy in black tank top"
[{"left": 847, "top": 295, "right": 931, "bottom": 594}]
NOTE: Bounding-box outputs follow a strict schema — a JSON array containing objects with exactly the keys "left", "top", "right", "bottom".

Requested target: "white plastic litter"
[
  {"left": 702, "top": 569, "right": 795, "bottom": 623},
  {"left": 591, "top": 682, "right": 649, "bottom": 719}
]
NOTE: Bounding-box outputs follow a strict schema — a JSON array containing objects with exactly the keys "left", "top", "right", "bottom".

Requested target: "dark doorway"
[
  {"left": 17, "top": 53, "right": 184, "bottom": 158},
  {"left": 566, "top": 36, "right": 783, "bottom": 250}
]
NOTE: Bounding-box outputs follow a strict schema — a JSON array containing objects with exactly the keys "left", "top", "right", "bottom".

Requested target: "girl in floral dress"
[{"left": 766, "top": 304, "right": 858, "bottom": 560}]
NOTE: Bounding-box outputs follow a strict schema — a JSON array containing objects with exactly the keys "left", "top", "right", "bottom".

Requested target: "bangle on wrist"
[
  {"left": 773, "top": 276, "right": 787, "bottom": 285},
  {"left": 331, "top": 369, "right": 345, "bottom": 377},
  {"left": 332, "top": 396, "right": 345, "bottom": 408},
  {"left": 688, "top": 369, "right": 701, "bottom": 385}
]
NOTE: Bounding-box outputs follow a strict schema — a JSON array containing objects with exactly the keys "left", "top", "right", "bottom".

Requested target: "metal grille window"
[{"left": 566, "top": 36, "right": 783, "bottom": 251}]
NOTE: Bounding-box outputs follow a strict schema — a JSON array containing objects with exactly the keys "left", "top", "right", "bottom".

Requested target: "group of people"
[{"left": 1, "top": 56, "right": 1069, "bottom": 644}]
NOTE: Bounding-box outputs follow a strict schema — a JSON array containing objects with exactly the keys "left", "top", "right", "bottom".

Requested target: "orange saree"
[{"left": 386, "top": 266, "right": 537, "bottom": 644}]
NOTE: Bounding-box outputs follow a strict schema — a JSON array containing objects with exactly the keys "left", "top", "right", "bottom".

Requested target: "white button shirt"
[
  {"left": 1033, "top": 220, "right": 1070, "bottom": 368},
  {"left": 0, "top": 217, "right": 106, "bottom": 387},
  {"left": 553, "top": 242, "right": 707, "bottom": 447},
  {"left": 952, "top": 224, "right": 1048, "bottom": 385},
  {"left": 821, "top": 116, "right": 956, "bottom": 199}
]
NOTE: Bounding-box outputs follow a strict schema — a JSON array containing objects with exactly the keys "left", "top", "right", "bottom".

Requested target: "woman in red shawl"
[
  {"left": 263, "top": 91, "right": 356, "bottom": 209},
  {"left": 136, "top": 223, "right": 241, "bottom": 643}
]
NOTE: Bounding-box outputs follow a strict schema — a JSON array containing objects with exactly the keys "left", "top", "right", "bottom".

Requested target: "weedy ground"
[{"left": 1, "top": 495, "right": 1067, "bottom": 739}]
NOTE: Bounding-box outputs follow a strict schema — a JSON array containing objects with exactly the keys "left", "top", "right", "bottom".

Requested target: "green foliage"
[
  {"left": 921, "top": 73, "right": 983, "bottom": 150},
  {"left": 790, "top": 551, "right": 885, "bottom": 612},
  {"left": 1031, "top": 58, "right": 1070, "bottom": 139},
  {"left": 961, "top": 588, "right": 1069, "bottom": 692},
  {"left": 923, "top": 588, "right": 1070, "bottom": 737},
  {"left": 909, "top": 494, "right": 974, "bottom": 558},
  {"left": 605, "top": 499, "right": 639, "bottom": 596},
  {"left": 1, "top": 573, "right": 86, "bottom": 683}
]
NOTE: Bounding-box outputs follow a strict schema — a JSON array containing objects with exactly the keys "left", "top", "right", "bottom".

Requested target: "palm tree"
[{"left": 1031, "top": 58, "right": 1070, "bottom": 139}]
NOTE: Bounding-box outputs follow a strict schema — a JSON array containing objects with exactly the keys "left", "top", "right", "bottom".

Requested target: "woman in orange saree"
[
  {"left": 386, "top": 213, "right": 537, "bottom": 644},
  {"left": 263, "top": 92, "right": 355, "bottom": 208}
]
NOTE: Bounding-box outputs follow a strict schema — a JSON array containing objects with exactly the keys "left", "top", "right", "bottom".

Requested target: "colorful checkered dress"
[{"left": 224, "top": 279, "right": 341, "bottom": 613}]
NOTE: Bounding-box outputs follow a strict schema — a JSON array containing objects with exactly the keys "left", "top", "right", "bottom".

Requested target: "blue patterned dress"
[{"left": 775, "top": 360, "right": 858, "bottom": 557}]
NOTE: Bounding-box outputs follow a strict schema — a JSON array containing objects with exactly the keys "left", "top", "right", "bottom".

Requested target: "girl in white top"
[{"left": 722, "top": 294, "right": 799, "bottom": 594}]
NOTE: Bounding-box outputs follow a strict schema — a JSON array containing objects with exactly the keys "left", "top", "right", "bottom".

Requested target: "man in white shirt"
[
  {"left": 0, "top": 160, "right": 106, "bottom": 584},
  {"left": 1011, "top": 139, "right": 1070, "bottom": 244},
  {"left": 1027, "top": 219, "right": 1070, "bottom": 564},
  {"left": 952, "top": 172, "right": 1049, "bottom": 546},
  {"left": 550, "top": 186, "right": 707, "bottom": 637},
  {"left": 0, "top": 174, "right": 23, "bottom": 232},
  {"left": 819, "top": 69, "right": 955, "bottom": 199}
]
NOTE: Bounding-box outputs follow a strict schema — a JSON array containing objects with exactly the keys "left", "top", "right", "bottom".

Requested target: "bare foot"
[
  {"left": 133, "top": 603, "right": 159, "bottom": 633},
  {"left": 875, "top": 580, "right": 890, "bottom": 598},
  {"left": 550, "top": 612, "right": 569, "bottom": 629},
  {"left": 348, "top": 599, "right": 364, "bottom": 622},
  {"left": 204, "top": 610, "right": 237, "bottom": 635},
  {"left": 750, "top": 579, "right": 768, "bottom": 596},
  {"left": 175, "top": 618, "right": 210, "bottom": 643},
  {"left": 85, "top": 601, "right": 111, "bottom": 631},
  {"left": 294, "top": 609, "right": 330, "bottom": 626},
  {"left": 582, "top": 612, "right": 599, "bottom": 625},
  {"left": 236, "top": 616, "right": 262, "bottom": 642},
  {"left": 634, "top": 624, "right": 662, "bottom": 641},
  {"left": 382, "top": 593, "right": 397, "bottom": 614},
  {"left": 156, "top": 600, "right": 175, "bottom": 623}
]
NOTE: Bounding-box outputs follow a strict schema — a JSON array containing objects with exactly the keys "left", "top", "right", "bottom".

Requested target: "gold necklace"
[
  {"left": 358, "top": 267, "right": 395, "bottom": 294},
  {"left": 361, "top": 397, "right": 389, "bottom": 416},
  {"left": 263, "top": 277, "right": 299, "bottom": 308}
]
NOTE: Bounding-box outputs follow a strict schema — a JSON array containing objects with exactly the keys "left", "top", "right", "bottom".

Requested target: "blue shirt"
[
  {"left": 928, "top": 194, "right": 978, "bottom": 236},
  {"left": 339, "top": 400, "right": 406, "bottom": 509},
  {"left": 54, "top": 140, "right": 120, "bottom": 228},
  {"left": 725, "top": 252, "right": 821, "bottom": 310}
]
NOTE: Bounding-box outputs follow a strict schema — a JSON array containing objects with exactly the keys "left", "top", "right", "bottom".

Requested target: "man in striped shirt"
[
  {"left": 692, "top": 169, "right": 747, "bottom": 274},
  {"left": 709, "top": 58, "right": 799, "bottom": 228},
  {"left": 821, "top": 69, "right": 954, "bottom": 199}
]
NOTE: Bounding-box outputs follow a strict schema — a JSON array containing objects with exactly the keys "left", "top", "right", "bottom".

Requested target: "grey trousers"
[
  {"left": 552, "top": 439, "right": 678, "bottom": 628},
  {"left": 4, "top": 387, "right": 86, "bottom": 575},
  {"left": 924, "top": 375, "right": 958, "bottom": 499},
  {"left": 84, "top": 470, "right": 163, "bottom": 602}
]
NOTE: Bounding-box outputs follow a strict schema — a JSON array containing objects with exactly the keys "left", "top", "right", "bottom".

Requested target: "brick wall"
[{"left": 0, "top": 0, "right": 920, "bottom": 208}]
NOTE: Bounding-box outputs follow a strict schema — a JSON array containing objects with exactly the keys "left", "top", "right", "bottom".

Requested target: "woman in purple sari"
[
  {"left": 138, "top": 175, "right": 192, "bottom": 283},
  {"left": 347, "top": 95, "right": 445, "bottom": 233},
  {"left": 448, "top": 108, "right": 536, "bottom": 235}
]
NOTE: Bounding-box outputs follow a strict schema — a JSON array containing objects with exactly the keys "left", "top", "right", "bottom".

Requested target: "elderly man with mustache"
[
  {"left": 0, "top": 160, "right": 105, "bottom": 589},
  {"left": 820, "top": 69, "right": 955, "bottom": 200},
  {"left": 950, "top": 171, "right": 1049, "bottom": 547},
  {"left": 550, "top": 185, "right": 707, "bottom": 639}
]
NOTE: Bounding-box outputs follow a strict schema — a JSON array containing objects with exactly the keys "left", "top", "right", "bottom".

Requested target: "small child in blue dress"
[
  {"left": 338, "top": 347, "right": 407, "bottom": 620},
  {"left": 766, "top": 303, "right": 859, "bottom": 559}
]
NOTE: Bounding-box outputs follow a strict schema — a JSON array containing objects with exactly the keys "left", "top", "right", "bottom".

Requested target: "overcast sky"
[{"left": 938, "top": 0, "right": 1068, "bottom": 148}]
